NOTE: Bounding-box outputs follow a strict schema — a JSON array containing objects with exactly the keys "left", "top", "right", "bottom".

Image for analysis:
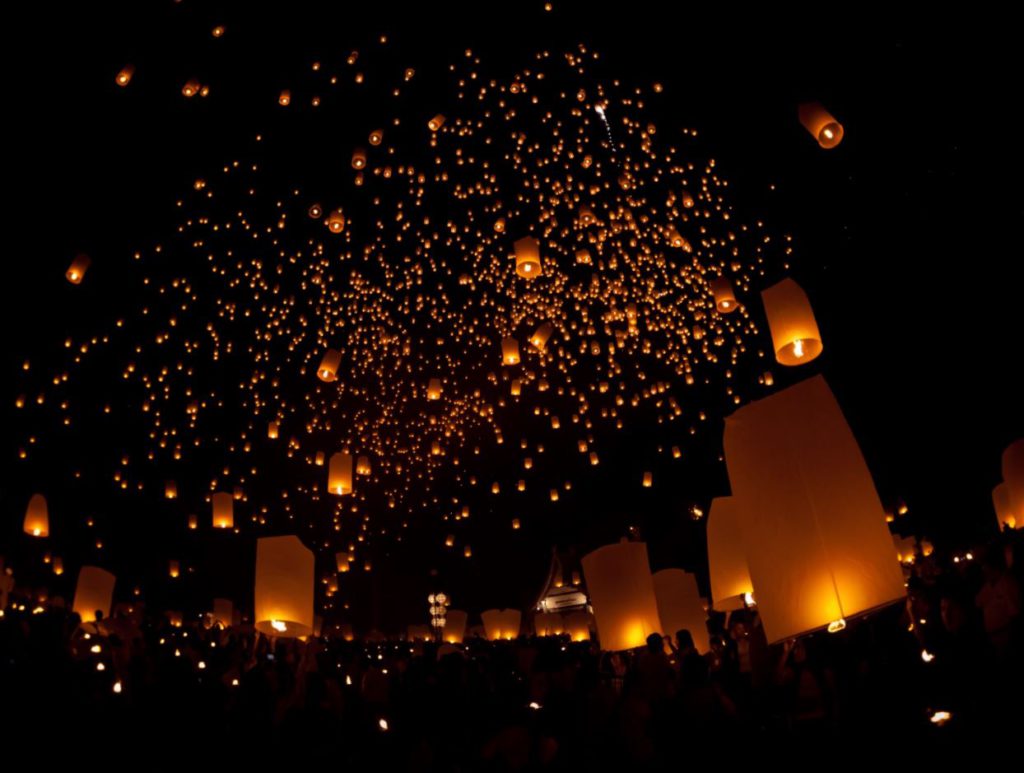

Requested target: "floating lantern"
[
  {"left": 992, "top": 483, "right": 1017, "bottom": 530},
  {"left": 164, "top": 480, "right": 177, "bottom": 500},
  {"left": 427, "top": 378, "right": 442, "bottom": 400},
  {"left": 407, "top": 624, "right": 432, "bottom": 641},
  {"left": 212, "top": 492, "right": 234, "bottom": 529},
  {"left": 668, "top": 228, "right": 691, "bottom": 251},
  {"left": 351, "top": 148, "right": 367, "bottom": 169},
  {"left": 356, "top": 455, "right": 372, "bottom": 475},
  {"left": 511, "top": 517, "right": 521, "bottom": 529},
  {"left": 707, "top": 497, "right": 754, "bottom": 611},
  {"left": 564, "top": 612, "right": 592, "bottom": 642},
  {"left": 182, "top": 80, "right": 201, "bottom": 97},
  {"left": 893, "top": 535, "right": 917, "bottom": 565},
  {"left": 530, "top": 323, "right": 553, "bottom": 349},
  {"left": 642, "top": 471, "right": 653, "bottom": 487},
  {"left": 652, "top": 569, "right": 709, "bottom": 653},
  {"left": 575, "top": 248, "right": 592, "bottom": 265},
  {"left": 444, "top": 609, "right": 468, "bottom": 643},
  {"left": 66, "top": 254, "right": 91, "bottom": 284},
  {"left": 267, "top": 421, "right": 279, "bottom": 439},
  {"left": 723, "top": 375, "right": 906, "bottom": 643},
  {"left": 328, "top": 452, "right": 353, "bottom": 495},
  {"left": 326, "top": 210, "right": 346, "bottom": 233},
  {"left": 1003, "top": 439, "right": 1024, "bottom": 523},
  {"left": 428, "top": 114, "right": 445, "bottom": 131},
  {"left": 582, "top": 540, "right": 663, "bottom": 651},
  {"left": 534, "top": 612, "right": 564, "bottom": 637},
  {"left": 278, "top": 89, "right": 291, "bottom": 106},
  {"left": 115, "top": 65, "right": 134, "bottom": 87},
  {"left": 212, "top": 598, "right": 234, "bottom": 628},
  {"left": 335, "top": 552, "right": 350, "bottom": 572},
  {"left": 53, "top": 557, "right": 64, "bottom": 575},
  {"left": 798, "top": 102, "right": 844, "bottom": 149},
  {"left": 481, "top": 609, "right": 521, "bottom": 640},
  {"left": 711, "top": 277, "right": 737, "bottom": 313},
  {"left": 761, "top": 278, "right": 823, "bottom": 366},
  {"left": 169, "top": 560, "right": 180, "bottom": 579},
  {"left": 254, "top": 535, "right": 314, "bottom": 638},
  {"left": 73, "top": 566, "right": 116, "bottom": 624},
  {"left": 510, "top": 379, "right": 521, "bottom": 396},
  {"left": 502, "top": 337, "right": 521, "bottom": 365},
  {"left": 317, "top": 349, "right": 342, "bottom": 382},
  {"left": 369, "top": 129, "right": 383, "bottom": 146},
  {"left": 23, "top": 493, "right": 49, "bottom": 537},
  {"left": 187, "top": 514, "right": 198, "bottom": 530},
  {"left": 514, "top": 236, "right": 541, "bottom": 278}
]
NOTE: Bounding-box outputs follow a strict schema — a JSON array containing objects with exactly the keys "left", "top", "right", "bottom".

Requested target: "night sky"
[{"left": 2, "top": 2, "right": 1021, "bottom": 632}]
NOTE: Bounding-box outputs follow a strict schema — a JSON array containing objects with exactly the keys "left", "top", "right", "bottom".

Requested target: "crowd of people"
[{"left": 1, "top": 530, "right": 1020, "bottom": 767}]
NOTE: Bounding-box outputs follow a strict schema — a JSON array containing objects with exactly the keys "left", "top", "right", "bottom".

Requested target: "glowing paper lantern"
[
  {"left": 798, "top": 102, "right": 844, "bottom": 149},
  {"left": 893, "top": 535, "right": 917, "bottom": 565},
  {"left": 711, "top": 277, "right": 737, "bottom": 313},
  {"left": 187, "top": 514, "right": 198, "bottom": 530},
  {"left": 427, "top": 378, "right": 442, "bottom": 400},
  {"left": 169, "top": 560, "right": 180, "bottom": 579},
  {"left": 267, "top": 421, "right": 279, "bottom": 439},
  {"left": 531, "top": 322, "right": 553, "bottom": 349},
  {"left": 351, "top": 148, "right": 367, "bottom": 169},
  {"left": 278, "top": 89, "right": 291, "bottom": 106},
  {"left": 212, "top": 598, "right": 234, "bottom": 628},
  {"left": 1003, "top": 439, "right": 1024, "bottom": 524},
  {"left": 254, "top": 535, "right": 314, "bottom": 638},
  {"left": 164, "top": 480, "right": 178, "bottom": 499},
  {"left": 326, "top": 210, "right": 346, "bottom": 233},
  {"left": 328, "top": 452, "right": 353, "bottom": 495},
  {"left": 502, "top": 336, "right": 521, "bottom": 365},
  {"left": 115, "top": 65, "right": 134, "bottom": 87},
  {"left": 707, "top": 497, "right": 754, "bottom": 611},
  {"left": 356, "top": 455, "right": 372, "bottom": 475},
  {"left": 66, "top": 254, "right": 91, "bottom": 284},
  {"left": 212, "top": 492, "right": 234, "bottom": 529},
  {"left": 443, "top": 609, "right": 468, "bottom": 643},
  {"left": 652, "top": 569, "right": 709, "bottom": 653},
  {"left": 723, "top": 375, "right": 906, "bottom": 643},
  {"left": 23, "top": 493, "right": 49, "bottom": 537},
  {"left": 761, "top": 278, "right": 823, "bottom": 366},
  {"left": 481, "top": 609, "right": 521, "bottom": 640},
  {"left": 564, "top": 612, "right": 593, "bottom": 642},
  {"left": 428, "top": 114, "right": 445, "bottom": 131},
  {"left": 514, "top": 236, "right": 541, "bottom": 278},
  {"left": 534, "top": 612, "right": 564, "bottom": 637},
  {"left": 582, "top": 540, "right": 663, "bottom": 651},
  {"left": 369, "top": 129, "right": 383, "bottom": 146},
  {"left": 317, "top": 349, "right": 341, "bottom": 382},
  {"left": 992, "top": 483, "right": 1017, "bottom": 530},
  {"left": 73, "top": 566, "right": 116, "bottom": 624}
]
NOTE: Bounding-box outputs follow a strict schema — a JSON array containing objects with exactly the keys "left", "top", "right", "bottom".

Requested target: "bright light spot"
[
  {"left": 823, "top": 128, "right": 834, "bottom": 140},
  {"left": 743, "top": 592, "right": 755, "bottom": 606},
  {"left": 345, "top": 675, "right": 353, "bottom": 686},
  {"left": 378, "top": 718, "right": 389, "bottom": 731},
  {"left": 231, "top": 678, "right": 239, "bottom": 687},
  {"left": 96, "top": 663, "right": 105, "bottom": 672},
  {"left": 792, "top": 339, "right": 805, "bottom": 358},
  {"left": 198, "top": 661, "right": 207, "bottom": 670},
  {"left": 921, "top": 650, "right": 935, "bottom": 663},
  {"left": 528, "top": 701, "right": 541, "bottom": 710},
  {"left": 271, "top": 620, "right": 287, "bottom": 632},
  {"left": 827, "top": 618, "right": 846, "bottom": 634},
  {"left": 930, "top": 710, "right": 952, "bottom": 726},
  {"left": 113, "top": 681, "right": 122, "bottom": 693},
  {"left": 90, "top": 644, "right": 102, "bottom": 654}
]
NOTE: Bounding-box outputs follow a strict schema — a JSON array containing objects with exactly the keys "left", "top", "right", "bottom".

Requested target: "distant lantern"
[
  {"left": 73, "top": 566, "right": 116, "bottom": 625},
  {"left": 761, "top": 278, "right": 823, "bottom": 366},
  {"left": 1003, "top": 439, "right": 1024, "bottom": 523},
  {"left": 23, "top": 493, "right": 49, "bottom": 537},
  {"left": 369, "top": 129, "right": 383, "bottom": 146},
  {"left": 707, "top": 497, "right": 754, "bottom": 611},
  {"left": 212, "top": 491, "right": 234, "bottom": 529},
  {"left": 427, "top": 378, "right": 442, "bottom": 400},
  {"left": 169, "top": 560, "right": 180, "bottom": 579},
  {"left": 494, "top": 217, "right": 506, "bottom": 233},
  {"left": 187, "top": 514, "right": 198, "bottom": 530},
  {"left": 514, "top": 236, "right": 542, "bottom": 278},
  {"left": 530, "top": 322, "right": 553, "bottom": 349},
  {"left": 428, "top": 114, "right": 445, "bottom": 131},
  {"left": 444, "top": 609, "right": 468, "bottom": 643},
  {"left": 315, "top": 451, "right": 325, "bottom": 466},
  {"left": 317, "top": 349, "right": 342, "bottom": 382},
  {"left": 711, "top": 277, "right": 737, "bottom": 313},
  {"left": 463, "top": 545, "right": 473, "bottom": 558},
  {"left": 510, "top": 379, "right": 521, "bottom": 396},
  {"left": 481, "top": 609, "right": 521, "bottom": 641},
  {"left": 893, "top": 535, "right": 917, "bottom": 565},
  {"left": 115, "top": 65, "right": 134, "bottom": 87},
  {"left": 53, "top": 557, "right": 64, "bottom": 575},
  {"left": 723, "top": 375, "right": 906, "bottom": 643},
  {"left": 308, "top": 203, "right": 323, "bottom": 219},
  {"left": 535, "top": 612, "right": 564, "bottom": 637},
  {"left": 668, "top": 228, "right": 691, "bottom": 251},
  {"left": 582, "top": 540, "right": 663, "bottom": 652},
  {"left": 502, "top": 336, "right": 521, "bottom": 365},
  {"left": 278, "top": 89, "right": 291, "bottom": 106},
  {"left": 254, "top": 535, "right": 315, "bottom": 638},
  {"left": 356, "top": 455, "right": 372, "bottom": 475},
  {"left": 642, "top": 471, "right": 653, "bottom": 487},
  {"left": 511, "top": 517, "right": 521, "bottom": 529},
  {"left": 351, "top": 148, "right": 367, "bottom": 169},
  {"left": 66, "top": 254, "right": 91, "bottom": 284},
  {"left": 992, "top": 483, "right": 1017, "bottom": 530},
  {"left": 564, "top": 611, "right": 592, "bottom": 642},
  {"left": 652, "top": 569, "right": 709, "bottom": 653},
  {"left": 335, "top": 552, "right": 350, "bottom": 572},
  {"left": 182, "top": 79, "right": 201, "bottom": 97},
  {"left": 164, "top": 480, "right": 178, "bottom": 499},
  {"left": 579, "top": 205, "right": 596, "bottom": 226},
  {"left": 680, "top": 191, "right": 695, "bottom": 208},
  {"left": 326, "top": 210, "right": 346, "bottom": 233},
  {"left": 798, "top": 102, "right": 844, "bottom": 149},
  {"left": 212, "top": 598, "right": 233, "bottom": 628},
  {"left": 575, "top": 248, "right": 592, "bottom": 265},
  {"left": 328, "top": 453, "right": 354, "bottom": 495}
]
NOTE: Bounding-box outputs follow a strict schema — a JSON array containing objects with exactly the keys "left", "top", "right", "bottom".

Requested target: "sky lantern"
[
  {"left": 369, "top": 129, "right": 383, "bottom": 146},
  {"left": 502, "top": 336, "right": 521, "bottom": 365},
  {"left": 164, "top": 480, "right": 177, "bottom": 499},
  {"left": 328, "top": 452, "right": 353, "bottom": 495},
  {"left": 582, "top": 540, "right": 663, "bottom": 651},
  {"left": 317, "top": 349, "right": 342, "bottom": 382},
  {"left": 115, "top": 65, "right": 134, "bottom": 87},
  {"left": 992, "top": 483, "right": 1017, "bottom": 530},
  {"left": 723, "top": 375, "right": 906, "bottom": 643},
  {"left": 534, "top": 612, "right": 564, "bottom": 637},
  {"left": 428, "top": 113, "right": 445, "bottom": 131},
  {"left": 23, "top": 493, "right": 49, "bottom": 537},
  {"left": 444, "top": 609, "right": 468, "bottom": 643},
  {"left": 893, "top": 535, "right": 917, "bottom": 565},
  {"left": 66, "top": 254, "right": 91, "bottom": 284},
  {"left": 335, "top": 552, "right": 350, "bottom": 572},
  {"left": 530, "top": 322, "right": 553, "bottom": 349},
  {"left": 761, "top": 278, "right": 823, "bottom": 366},
  {"left": 481, "top": 608, "right": 521, "bottom": 640},
  {"left": 564, "top": 612, "right": 592, "bottom": 642},
  {"left": 427, "top": 378, "right": 442, "bottom": 400},
  {"left": 169, "top": 560, "right": 180, "bottom": 579},
  {"left": 182, "top": 79, "right": 201, "bottom": 97},
  {"left": 642, "top": 471, "right": 653, "bottom": 487},
  {"left": 514, "top": 236, "right": 541, "bottom": 278},
  {"left": 278, "top": 89, "right": 291, "bottom": 106},
  {"left": 652, "top": 568, "right": 709, "bottom": 653},
  {"left": 254, "top": 535, "right": 314, "bottom": 638},
  {"left": 1003, "top": 439, "right": 1024, "bottom": 523},
  {"left": 356, "top": 455, "right": 372, "bottom": 475},
  {"left": 73, "top": 566, "right": 116, "bottom": 624},
  {"left": 267, "top": 421, "right": 279, "bottom": 439},
  {"left": 326, "top": 210, "right": 346, "bottom": 233},
  {"left": 798, "top": 102, "right": 844, "bottom": 149},
  {"left": 187, "top": 514, "right": 198, "bottom": 530},
  {"left": 707, "top": 496, "right": 754, "bottom": 611},
  {"left": 711, "top": 277, "right": 737, "bottom": 313},
  {"left": 212, "top": 491, "right": 234, "bottom": 529},
  {"left": 212, "top": 598, "right": 234, "bottom": 628},
  {"left": 351, "top": 147, "right": 367, "bottom": 169}
]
